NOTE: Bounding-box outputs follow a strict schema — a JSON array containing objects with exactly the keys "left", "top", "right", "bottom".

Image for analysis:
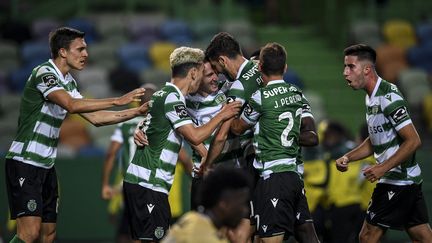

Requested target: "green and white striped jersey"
[
  {"left": 227, "top": 60, "right": 263, "bottom": 165},
  {"left": 110, "top": 117, "right": 143, "bottom": 174},
  {"left": 124, "top": 83, "right": 193, "bottom": 194},
  {"left": 366, "top": 78, "right": 422, "bottom": 185},
  {"left": 241, "top": 80, "right": 313, "bottom": 178},
  {"left": 185, "top": 81, "right": 241, "bottom": 169},
  {"left": 6, "top": 59, "right": 82, "bottom": 168}
]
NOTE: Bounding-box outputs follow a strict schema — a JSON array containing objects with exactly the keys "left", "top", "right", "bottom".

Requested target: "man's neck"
[
  {"left": 263, "top": 74, "right": 283, "bottom": 86},
  {"left": 229, "top": 56, "right": 247, "bottom": 80},
  {"left": 365, "top": 74, "right": 379, "bottom": 96},
  {"left": 171, "top": 78, "right": 190, "bottom": 96},
  {"left": 52, "top": 58, "right": 69, "bottom": 77}
]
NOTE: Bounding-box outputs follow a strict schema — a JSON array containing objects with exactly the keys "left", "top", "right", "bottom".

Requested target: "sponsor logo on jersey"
[
  {"left": 390, "top": 106, "right": 408, "bottom": 123},
  {"left": 174, "top": 104, "right": 189, "bottom": 119},
  {"left": 42, "top": 74, "right": 59, "bottom": 88},
  {"left": 27, "top": 199, "right": 37, "bottom": 212},
  {"left": 154, "top": 227, "right": 164, "bottom": 239}
]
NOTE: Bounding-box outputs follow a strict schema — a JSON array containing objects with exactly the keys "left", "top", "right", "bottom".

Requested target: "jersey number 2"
[{"left": 278, "top": 108, "right": 302, "bottom": 147}]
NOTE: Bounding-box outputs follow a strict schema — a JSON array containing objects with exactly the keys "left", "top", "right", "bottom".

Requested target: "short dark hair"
[
  {"left": 205, "top": 32, "right": 242, "bottom": 61},
  {"left": 200, "top": 167, "right": 251, "bottom": 209},
  {"left": 49, "top": 27, "right": 85, "bottom": 59},
  {"left": 343, "top": 44, "right": 376, "bottom": 64},
  {"left": 260, "top": 42, "right": 286, "bottom": 76}
]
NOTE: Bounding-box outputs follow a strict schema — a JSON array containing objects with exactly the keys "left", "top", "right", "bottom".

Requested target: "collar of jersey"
[
  {"left": 369, "top": 77, "right": 382, "bottom": 99},
  {"left": 267, "top": 79, "right": 285, "bottom": 86},
  {"left": 235, "top": 59, "right": 249, "bottom": 80},
  {"left": 48, "top": 59, "right": 68, "bottom": 82}
]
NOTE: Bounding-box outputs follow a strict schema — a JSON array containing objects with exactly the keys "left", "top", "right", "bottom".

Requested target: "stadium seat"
[
  {"left": 21, "top": 40, "right": 51, "bottom": 66},
  {"left": 375, "top": 44, "right": 408, "bottom": 83},
  {"left": 31, "top": 18, "right": 61, "bottom": 41},
  {"left": 87, "top": 41, "right": 118, "bottom": 70},
  {"left": 65, "top": 17, "right": 98, "bottom": 44},
  {"left": 349, "top": 19, "right": 382, "bottom": 48},
  {"left": 126, "top": 13, "right": 165, "bottom": 43},
  {"left": 93, "top": 13, "right": 127, "bottom": 44},
  {"left": 118, "top": 43, "right": 152, "bottom": 74},
  {"left": 148, "top": 42, "right": 177, "bottom": 72},
  {"left": 382, "top": 19, "right": 417, "bottom": 50},
  {"left": 139, "top": 68, "right": 170, "bottom": 88},
  {"left": 8, "top": 65, "right": 34, "bottom": 92},
  {"left": 406, "top": 44, "right": 432, "bottom": 73},
  {"left": 0, "top": 40, "right": 20, "bottom": 71},
  {"left": 75, "top": 66, "right": 111, "bottom": 98},
  {"left": 398, "top": 68, "right": 430, "bottom": 107},
  {"left": 190, "top": 19, "right": 220, "bottom": 43},
  {"left": 159, "top": 20, "right": 193, "bottom": 45},
  {"left": 416, "top": 22, "right": 432, "bottom": 46},
  {"left": 423, "top": 92, "right": 432, "bottom": 132}
]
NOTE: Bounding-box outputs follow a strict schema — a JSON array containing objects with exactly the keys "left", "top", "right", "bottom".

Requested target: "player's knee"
[{"left": 19, "top": 226, "right": 41, "bottom": 242}]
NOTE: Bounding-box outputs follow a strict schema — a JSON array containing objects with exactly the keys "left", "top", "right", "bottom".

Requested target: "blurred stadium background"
[{"left": 0, "top": 0, "right": 431, "bottom": 242}]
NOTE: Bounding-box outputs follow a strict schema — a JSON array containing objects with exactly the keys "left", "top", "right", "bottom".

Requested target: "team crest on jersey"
[
  {"left": 27, "top": 199, "right": 37, "bottom": 212},
  {"left": 214, "top": 93, "right": 226, "bottom": 104},
  {"left": 42, "top": 74, "right": 59, "bottom": 88},
  {"left": 154, "top": 227, "right": 164, "bottom": 239},
  {"left": 174, "top": 104, "right": 189, "bottom": 118},
  {"left": 371, "top": 105, "right": 379, "bottom": 114},
  {"left": 390, "top": 106, "right": 408, "bottom": 123}
]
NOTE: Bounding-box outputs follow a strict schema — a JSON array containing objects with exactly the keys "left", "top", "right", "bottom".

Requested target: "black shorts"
[
  {"left": 253, "top": 171, "right": 306, "bottom": 239},
  {"left": 5, "top": 158, "right": 59, "bottom": 223},
  {"left": 123, "top": 182, "right": 170, "bottom": 241},
  {"left": 366, "top": 183, "right": 429, "bottom": 230}
]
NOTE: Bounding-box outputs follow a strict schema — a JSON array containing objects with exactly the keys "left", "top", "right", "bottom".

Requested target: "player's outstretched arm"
[
  {"left": 47, "top": 87, "right": 146, "bottom": 113},
  {"left": 80, "top": 102, "right": 148, "bottom": 127}
]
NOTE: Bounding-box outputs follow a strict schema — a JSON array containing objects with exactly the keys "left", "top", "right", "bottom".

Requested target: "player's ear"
[{"left": 59, "top": 48, "right": 67, "bottom": 58}]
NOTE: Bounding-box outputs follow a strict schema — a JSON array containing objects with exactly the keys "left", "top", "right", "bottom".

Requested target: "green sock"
[{"left": 10, "top": 235, "right": 25, "bottom": 243}]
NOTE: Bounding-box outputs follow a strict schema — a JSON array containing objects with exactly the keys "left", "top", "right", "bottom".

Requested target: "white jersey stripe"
[
  {"left": 126, "top": 163, "right": 151, "bottom": 181},
  {"left": 33, "top": 121, "right": 60, "bottom": 138},
  {"left": 26, "top": 141, "right": 57, "bottom": 158}
]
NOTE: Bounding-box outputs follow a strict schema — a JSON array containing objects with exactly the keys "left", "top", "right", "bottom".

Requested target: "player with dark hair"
[
  {"left": 4, "top": 27, "right": 148, "bottom": 243},
  {"left": 336, "top": 44, "right": 432, "bottom": 242},
  {"left": 230, "top": 42, "right": 319, "bottom": 243}
]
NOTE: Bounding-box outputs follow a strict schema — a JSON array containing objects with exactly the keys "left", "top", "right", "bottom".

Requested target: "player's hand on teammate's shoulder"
[{"left": 115, "top": 87, "right": 146, "bottom": 106}]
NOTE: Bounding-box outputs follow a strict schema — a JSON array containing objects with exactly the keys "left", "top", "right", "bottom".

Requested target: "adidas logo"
[
  {"left": 388, "top": 191, "right": 395, "bottom": 200},
  {"left": 147, "top": 204, "right": 155, "bottom": 213},
  {"left": 270, "top": 198, "right": 279, "bottom": 208}
]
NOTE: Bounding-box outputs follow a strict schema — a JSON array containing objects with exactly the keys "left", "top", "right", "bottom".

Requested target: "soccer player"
[
  {"left": 230, "top": 42, "right": 319, "bottom": 243},
  {"left": 202, "top": 32, "right": 264, "bottom": 242},
  {"left": 336, "top": 44, "right": 432, "bottom": 243},
  {"left": 122, "top": 47, "right": 241, "bottom": 242},
  {"left": 186, "top": 60, "right": 242, "bottom": 210},
  {"left": 162, "top": 167, "right": 251, "bottom": 243},
  {"left": 101, "top": 83, "right": 157, "bottom": 243},
  {"left": 4, "top": 27, "right": 148, "bottom": 243}
]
